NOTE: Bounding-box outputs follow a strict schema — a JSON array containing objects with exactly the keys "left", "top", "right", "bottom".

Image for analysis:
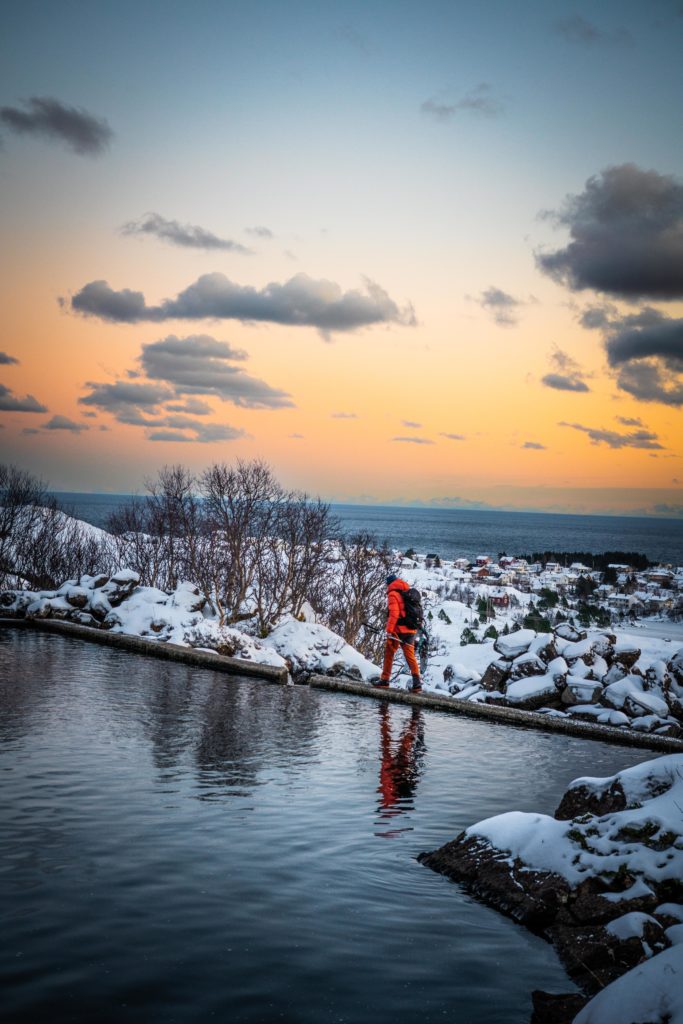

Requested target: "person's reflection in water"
[{"left": 375, "top": 702, "right": 425, "bottom": 838}]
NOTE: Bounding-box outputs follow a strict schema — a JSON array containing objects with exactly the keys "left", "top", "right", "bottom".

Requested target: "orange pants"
[{"left": 381, "top": 633, "right": 420, "bottom": 680}]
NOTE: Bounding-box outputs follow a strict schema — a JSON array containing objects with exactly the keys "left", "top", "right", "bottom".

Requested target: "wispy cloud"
[
  {"left": 0, "top": 96, "right": 112, "bottom": 155},
  {"left": 332, "top": 411, "right": 357, "bottom": 419},
  {"left": 522, "top": 441, "right": 546, "bottom": 450},
  {"left": 477, "top": 286, "right": 522, "bottom": 327},
  {"left": 245, "top": 225, "right": 273, "bottom": 239},
  {"left": 553, "top": 14, "right": 631, "bottom": 46},
  {"left": 541, "top": 347, "right": 591, "bottom": 392},
  {"left": 421, "top": 83, "right": 504, "bottom": 121},
  {"left": 0, "top": 352, "right": 19, "bottom": 365},
  {"left": 560, "top": 421, "right": 664, "bottom": 449},
  {"left": 391, "top": 436, "right": 434, "bottom": 445},
  {"left": 401, "top": 419, "right": 422, "bottom": 428},
  {"left": 121, "top": 212, "right": 252, "bottom": 254},
  {"left": 439, "top": 432, "right": 465, "bottom": 441}
]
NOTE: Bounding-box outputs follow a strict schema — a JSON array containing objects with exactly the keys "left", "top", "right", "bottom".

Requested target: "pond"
[{"left": 0, "top": 629, "right": 654, "bottom": 1024}]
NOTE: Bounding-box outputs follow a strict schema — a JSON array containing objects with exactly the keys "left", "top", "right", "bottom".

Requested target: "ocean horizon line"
[{"left": 51, "top": 491, "right": 683, "bottom": 524}]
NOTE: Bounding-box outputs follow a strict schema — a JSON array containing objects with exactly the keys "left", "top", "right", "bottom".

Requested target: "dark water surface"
[
  {"left": 54, "top": 492, "right": 683, "bottom": 565},
  {"left": 0, "top": 630, "right": 653, "bottom": 1024}
]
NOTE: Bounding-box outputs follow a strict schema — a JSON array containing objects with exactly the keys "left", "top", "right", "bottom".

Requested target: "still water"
[{"left": 1, "top": 630, "right": 653, "bottom": 1024}]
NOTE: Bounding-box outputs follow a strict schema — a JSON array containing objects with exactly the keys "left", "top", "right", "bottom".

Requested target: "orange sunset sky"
[{"left": 1, "top": 0, "right": 682, "bottom": 516}]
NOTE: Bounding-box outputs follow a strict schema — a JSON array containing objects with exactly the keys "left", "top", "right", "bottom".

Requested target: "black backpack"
[{"left": 398, "top": 587, "right": 424, "bottom": 629}]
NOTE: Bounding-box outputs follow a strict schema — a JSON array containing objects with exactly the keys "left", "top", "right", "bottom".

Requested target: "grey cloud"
[
  {"left": 440, "top": 433, "right": 465, "bottom": 440},
  {"left": 0, "top": 383, "right": 48, "bottom": 412},
  {"left": 554, "top": 14, "right": 631, "bottom": 46},
  {"left": 560, "top": 421, "right": 664, "bottom": 449},
  {"left": 79, "top": 380, "right": 175, "bottom": 420},
  {"left": 193, "top": 423, "right": 245, "bottom": 443},
  {"left": 537, "top": 164, "right": 683, "bottom": 300},
  {"left": 71, "top": 272, "right": 415, "bottom": 335},
  {"left": 579, "top": 304, "right": 618, "bottom": 330},
  {"left": 289, "top": 433, "right": 304, "bottom": 440},
  {"left": 147, "top": 421, "right": 245, "bottom": 443},
  {"left": 43, "top": 415, "right": 88, "bottom": 432},
  {"left": 121, "top": 213, "right": 252, "bottom": 254},
  {"left": 140, "top": 334, "right": 293, "bottom": 409},
  {"left": 616, "top": 361, "right": 683, "bottom": 406},
  {"left": 402, "top": 419, "right": 422, "bottom": 428},
  {"left": 604, "top": 310, "right": 683, "bottom": 368},
  {"left": 22, "top": 427, "right": 40, "bottom": 435},
  {"left": 332, "top": 411, "right": 357, "bottom": 419},
  {"left": 0, "top": 96, "right": 112, "bottom": 155},
  {"left": 617, "top": 416, "right": 643, "bottom": 426},
  {"left": 542, "top": 372, "right": 590, "bottom": 392},
  {"left": 165, "top": 398, "right": 212, "bottom": 415},
  {"left": 523, "top": 441, "right": 546, "bottom": 450},
  {"left": 245, "top": 226, "right": 273, "bottom": 239},
  {"left": 391, "top": 436, "right": 434, "bottom": 445},
  {"left": 478, "top": 286, "right": 521, "bottom": 326},
  {"left": 421, "top": 83, "right": 503, "bottom": 121},
  {"left": 147, "top": 430, "right": 193, "bottom": 443},
  {"left": 71, "top": 280, "right": 147, "bottom": 322},
  {"left": 0, "top": 352, "right": 19, "bottom": 365}
]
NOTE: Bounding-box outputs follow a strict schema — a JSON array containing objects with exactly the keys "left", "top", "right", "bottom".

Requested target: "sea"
[{"left": 54, "top": 492, "right": 683, "bottom": 567}]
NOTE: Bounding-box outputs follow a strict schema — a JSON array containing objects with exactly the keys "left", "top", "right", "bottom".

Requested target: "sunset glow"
[{"left": 2, "top": 1, "right": 682, "bottom": 514}]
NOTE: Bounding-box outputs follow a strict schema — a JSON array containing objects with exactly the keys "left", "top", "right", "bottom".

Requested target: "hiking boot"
[
  {"left": 372, "top": 678, "right": 390, "bottom": 688},
  {"left": 411, "top": 675, "right": 423, "bottom": 693}
]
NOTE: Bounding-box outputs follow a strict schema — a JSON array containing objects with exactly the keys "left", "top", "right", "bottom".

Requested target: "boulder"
[
  {"left": 64, "top": 586, "right": 90, "bottom": 609},
  {"left": 480, "top": 659, "right": 510, "bottom": 692},
  {"left": 505, "top": 673, "right": 560, "bottom": 710},
  {"left": 418, "top": 833, "right": 571, "bottom": 929},
  {"left": 101, "top": 570, "right": 140, "bottom": 607},
  {"left": 547, "top": 656, "right": 568, "bottom": 684},
  {"left": 603, "top": 663, "right": 627, "bottom": 686},
  {"left": 590, "top": 654, "right": 609, "bottom": 681},
  {"left": 494, "top": 628, "right": 536, "bottom": 658},
  {"left": 509, "top": 652, "right": 547, "bottom": 679},
  {"left": 569, "top": 878, "right": 657, "bottom": 925},
  {"left": 623, "top": 690, "right": 669, "bottom": 718},
  {"left": 563, "top": 637, "right": 595, "bottom": 665},
  {"left": 528, "top": 633, "right": 558, "bottom": 663},
  {"left": 670, "top": 647, "right": 683, "bottom": 684},
  {"left": 555, "top": 778, "right": 627, "bottom": 820},
  {"left": 561, "top": 680, "right": 602, "bottom": 705},
  {"left": 555, "top": 623, "right": 586, "bottom": 642},
  {"left": 613, "top": 642, "right": 641, "bottom": 671},
  {"left": 171, "top": 581, "right": 207, "bottom": 613}
]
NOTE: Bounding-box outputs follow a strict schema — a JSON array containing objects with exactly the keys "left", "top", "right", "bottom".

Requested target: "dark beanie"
[{"left": 385, "top": 573, "right": 398, "bottom": 585}]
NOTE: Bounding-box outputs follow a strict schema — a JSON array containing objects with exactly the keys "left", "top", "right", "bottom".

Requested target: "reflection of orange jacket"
[
  {"left": 379, "top": 704, "right": 422, "bottom": 811},
  {"left": 386, "top": 578, "right": 416, "bottom": 636}
]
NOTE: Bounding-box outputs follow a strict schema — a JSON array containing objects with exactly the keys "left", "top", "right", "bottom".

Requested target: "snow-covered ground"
[
  {"left": 464, "top": 755, "right": 683, "bottom": 1024},
  {"left": 2, "top": 520, "right": 683, "bottom": 739}
]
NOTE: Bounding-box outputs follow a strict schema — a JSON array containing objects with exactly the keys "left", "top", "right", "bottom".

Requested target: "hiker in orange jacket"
[{"left": 373, "top": 574, "right": 422, "bottom": 692}]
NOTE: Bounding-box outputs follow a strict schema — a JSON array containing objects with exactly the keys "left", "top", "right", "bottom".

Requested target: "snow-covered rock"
[{"left": 262, "top": 617, "right": 377, "bottom": 682}]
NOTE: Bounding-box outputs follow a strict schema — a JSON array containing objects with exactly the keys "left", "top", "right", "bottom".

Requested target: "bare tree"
[
  {"left": 325, "top": 531, "right": 395, "bottom": 659},
  {"left": 0, "top": 463, "right": 113, "bottom": 589}
]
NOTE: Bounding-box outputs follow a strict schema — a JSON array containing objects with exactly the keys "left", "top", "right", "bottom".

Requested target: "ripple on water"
[{"left": 0, "top": 629, "right": 655, "bottom": 1024}]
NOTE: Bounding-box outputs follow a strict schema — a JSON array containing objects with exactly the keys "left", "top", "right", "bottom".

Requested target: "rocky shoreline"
[{"left": 419, "top": 755, "right": 683, "bottom": 1023}]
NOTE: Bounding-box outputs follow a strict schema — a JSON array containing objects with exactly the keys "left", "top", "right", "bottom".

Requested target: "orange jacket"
[{"left": 386, "top": 578, "right": 415, "bottom": 635}]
